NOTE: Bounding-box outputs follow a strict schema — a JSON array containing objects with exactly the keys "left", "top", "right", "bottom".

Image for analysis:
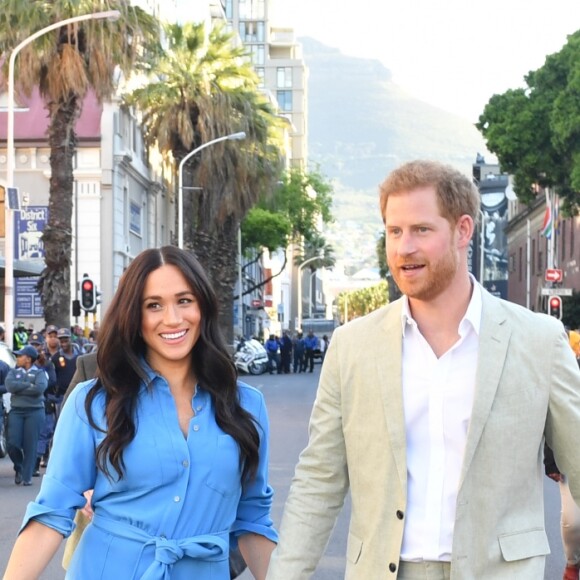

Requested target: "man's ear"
[{"left": 456, "top": 215, "right": 475, "bottom": 248}]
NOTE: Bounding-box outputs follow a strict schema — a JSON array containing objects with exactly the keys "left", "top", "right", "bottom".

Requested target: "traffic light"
[
  {"left": 80, "top": 275, "right": 96, "bottom": 311},
  {"left": 548, "top": 295, "right": 563, "bottom": 320}
]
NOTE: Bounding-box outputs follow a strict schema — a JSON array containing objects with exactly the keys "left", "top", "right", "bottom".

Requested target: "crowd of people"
[
  {"left": 263, "top": 330, "right": 329, "bottom": 375},
  {"left": 0, "top": 322, "right": 100, "bottom": 486},
  {"left": 1, "top": 159, "right": 580, "bottom": 580}
]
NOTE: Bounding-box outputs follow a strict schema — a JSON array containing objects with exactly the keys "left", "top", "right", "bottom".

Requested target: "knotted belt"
[{"left": 92, "top": 513, "right": 229, "bottom": 579}]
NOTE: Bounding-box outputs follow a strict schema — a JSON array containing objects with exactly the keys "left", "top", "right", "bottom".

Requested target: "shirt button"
[
  {"left": 389, "top": 562, "right": 397, "bottom": 573},
  {"left": 174, "top": 496, "right": 180, "bottom": 503},
  {"left": 196, "top": 406, "right": 202, "bottom": 411},
  {"left": 396, "top": 510, "right": 404, "bottom": 520},
  {"left": 182, "top": 460, "right": 189, "bottom": 468},
  {"left": 193, "top": 425, "right": 200, "bottom": 432}
]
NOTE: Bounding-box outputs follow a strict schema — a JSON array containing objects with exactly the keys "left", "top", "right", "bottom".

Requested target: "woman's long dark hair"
[{"left": 85, "top": 246, "right": 260, "bottom": 481}]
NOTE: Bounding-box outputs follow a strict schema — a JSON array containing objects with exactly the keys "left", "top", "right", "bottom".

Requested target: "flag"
[
  {"left": 541, "top": 191, "right": 552, "bottom": 239},
  {"left": 554, "top": 196, "right": 560, "bottom": 235}
]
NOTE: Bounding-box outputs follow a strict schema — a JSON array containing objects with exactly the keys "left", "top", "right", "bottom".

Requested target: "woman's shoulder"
[
  {"left": 64, "top": 378, "right": 104, "bottom": 417},
  {"left": 237, "top": 381, "right": 265, "bottom": 411}
]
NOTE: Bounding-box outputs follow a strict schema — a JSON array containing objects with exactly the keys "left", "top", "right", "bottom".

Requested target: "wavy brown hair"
[{"left": 85, "top": 246, "right": 260, "bottom": 481}]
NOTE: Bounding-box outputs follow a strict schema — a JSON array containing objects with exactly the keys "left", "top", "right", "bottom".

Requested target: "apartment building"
[{"left": 223, "top": 0, "right": 308, "bottom": 169}]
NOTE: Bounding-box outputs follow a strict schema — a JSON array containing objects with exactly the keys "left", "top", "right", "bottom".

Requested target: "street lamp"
[
  {"left": 308, "top": 270, "right": 317, "bottom": 318},
  {"left": 177, "top": 131, "right": 246, "bottom": 249},
  {"left": 297, "top": 255, "right": 322, "bottom": 331},
  {"left": 4, "top": 10, "right": 120, "bottom": 348}
]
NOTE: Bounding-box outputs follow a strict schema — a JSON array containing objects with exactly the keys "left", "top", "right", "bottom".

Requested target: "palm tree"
[
  {"left": 0, "top": 1, "right": 159, "bottom": 327},
  {"left": 127, "top": 21, "right": 284, "bottom": 343}
]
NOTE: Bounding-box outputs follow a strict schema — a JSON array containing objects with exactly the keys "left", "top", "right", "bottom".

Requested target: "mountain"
[{"left": 300, "top": 37, "right": 489, "bottom": 272}]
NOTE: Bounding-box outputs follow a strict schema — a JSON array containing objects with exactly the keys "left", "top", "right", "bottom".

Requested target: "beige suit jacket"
[
  {"left": 63, "top": 351, "right": 97, "bottom": 403},
  {"left": 267, "top": 288, "right": 580, "bottom": 579}
]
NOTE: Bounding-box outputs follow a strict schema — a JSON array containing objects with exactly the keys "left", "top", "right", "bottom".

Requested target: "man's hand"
[{"left": 546, "top": 472, "right": 563, "bottom": 483}]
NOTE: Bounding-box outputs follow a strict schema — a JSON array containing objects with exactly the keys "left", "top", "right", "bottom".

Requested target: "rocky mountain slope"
[{"left": 301, "top": 37, "right": 489, "bottom": 271}]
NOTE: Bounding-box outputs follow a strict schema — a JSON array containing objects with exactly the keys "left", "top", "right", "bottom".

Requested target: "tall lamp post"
[
  {"left": 297, "top": 255, "right": 321, "bottom": 331},
  {"left": 4, "top": 10, "right": 120, "bottom": 348},
  {"left": 308, "top": 270, "right": 317, "bottom": 318},
  {"left": 177, "top": 131, "right": 246, "bottom": 249}
]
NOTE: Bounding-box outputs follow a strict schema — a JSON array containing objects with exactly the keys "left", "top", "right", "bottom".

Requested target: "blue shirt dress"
[{"left": 21, "top": 364, "right": 277, "bottom": 579}]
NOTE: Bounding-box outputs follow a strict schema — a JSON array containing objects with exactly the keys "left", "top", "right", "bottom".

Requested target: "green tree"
[
  {"left": 477, "top": 30, "right": 580, "bottom": 215},
  {"left": 337, "top": 281, "right": 388, "bottom": 322},
  {"left": 563, "top": 291, "right": 580, "bottom": 329},
  {"left": 127, "top": 21, "right": 283, "bottom": 343},
  {"left": 0, "top": 1, "right": 158, "bottom": 328},
  {"left": 240, "top": 166, "right": 335, "bottom": 292},
  {"left": 376, "top": 231, "right": 401, "bottom": 302}
]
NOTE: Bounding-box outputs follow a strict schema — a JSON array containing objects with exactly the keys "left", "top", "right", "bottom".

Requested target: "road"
[{"left": 0, "top": 366, "right": 567, "bottom": 578}]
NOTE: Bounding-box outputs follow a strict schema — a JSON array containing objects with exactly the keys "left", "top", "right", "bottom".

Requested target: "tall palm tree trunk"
[
  {"left": 193, "top": 215, "right": 239, "bottom": 346},
  {"left": 38, "top": 96, "right": 78, "bottom": 326}
]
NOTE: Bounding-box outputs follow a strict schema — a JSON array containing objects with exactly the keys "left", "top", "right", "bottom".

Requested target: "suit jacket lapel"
[
  {"left": 459, "top": 291, "right": 511, "bottom": 487},
  {"left": 376, "top": 301, "right": 407, "bottom": 489}
]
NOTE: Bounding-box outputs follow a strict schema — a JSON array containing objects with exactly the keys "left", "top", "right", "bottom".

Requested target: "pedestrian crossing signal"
[
  {"left": 80, "top": 275, "right": 96, "bottom": 311},
  {"left": 548, "top": 296, "right": 563, "bottom": 320}
]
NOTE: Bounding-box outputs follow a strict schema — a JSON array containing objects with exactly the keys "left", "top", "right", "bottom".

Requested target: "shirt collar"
[{"left": 400, "top": 275, "right": 482, "bottom": 338}]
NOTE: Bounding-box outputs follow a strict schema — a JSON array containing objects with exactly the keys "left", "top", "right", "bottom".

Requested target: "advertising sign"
[
  {"left": 469, "top": 173, "right": 509, "bottom": 300},
  {"left": 14, "top": 206, "right": 48, "bottom": 318}
]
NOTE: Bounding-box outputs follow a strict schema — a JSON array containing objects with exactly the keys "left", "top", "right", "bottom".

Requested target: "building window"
[
  {"left": 130, "top": 201, "right": 142, "bottom": 237},
  {"left": 509, "top": 253, "right": 515, "bottom": 273},
  {"left": 571, "top": 219, "right": 575, "bottom": 257},
  {"left": 224, "top": 0, "right": 233, "bottom": 18},
  {"left": 239, "top": 0, "right": 265, "bottom": 20},
  {"left": 255, "top": 67, "right": 265, "bottom": 87},
  {"left": 277, "top": 90, "right": 293, "bottom": 112},
  {"left": 518, "top": 246, "right": 522, "bottom": 282},
  {"left": 239, "top": 20, "right": 264, "bottom": 42},
  {"left": 531, "top": 238, "right": 536, "bottom": 275},
  {"left": 277, "top": 66, "right": 293, "bottom": 88},
  {"left": 248, "top": 44, "right": 265, "bottom": 66}
]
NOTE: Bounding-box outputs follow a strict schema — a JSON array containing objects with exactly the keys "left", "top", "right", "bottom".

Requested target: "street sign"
[
  {"left": 7, "top": 187, "right": 20, "bottom": 210},
  {"left": 545, "top": 268, "right": 563, "bottom": 283},
  {"left": 541, "top": 287, "right": 573, "bottom": 297}
]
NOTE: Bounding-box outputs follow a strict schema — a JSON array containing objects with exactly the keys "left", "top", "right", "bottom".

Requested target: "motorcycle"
[{"left": 233, "top": 338, "right": 268, "bottom": 375}]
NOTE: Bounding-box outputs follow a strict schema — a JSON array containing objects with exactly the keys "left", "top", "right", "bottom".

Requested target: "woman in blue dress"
[{"left": 4, "top": 246, "right": 277, "bottom": 579}]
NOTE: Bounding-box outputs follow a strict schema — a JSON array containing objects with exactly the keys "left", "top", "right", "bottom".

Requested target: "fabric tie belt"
[{"left": 92, "top": 513, "right": 229, "bottom": 580}]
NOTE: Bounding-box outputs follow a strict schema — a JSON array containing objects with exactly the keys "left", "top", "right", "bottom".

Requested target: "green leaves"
[{"left": 477, "top": 30, "right": 580, "bottom": 215}]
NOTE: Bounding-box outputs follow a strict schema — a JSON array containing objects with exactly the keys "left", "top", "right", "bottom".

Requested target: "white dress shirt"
[{"left": 399, "top": 282, "right": 482, "bottom": 562}]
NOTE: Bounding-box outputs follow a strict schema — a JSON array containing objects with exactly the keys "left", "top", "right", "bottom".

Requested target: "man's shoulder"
[
  {"left": 484, "top": 292, "right": 564, "bottom": 333},
  {"left": 333, "top": 300, "right": 400, "bottom": 342}
]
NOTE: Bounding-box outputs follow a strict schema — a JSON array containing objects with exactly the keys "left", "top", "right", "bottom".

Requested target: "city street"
[{"left": 0, "top": 366, "right": 568, "bottom": 578}]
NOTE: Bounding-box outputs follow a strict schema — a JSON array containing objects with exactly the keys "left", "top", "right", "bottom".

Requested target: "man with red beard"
[{"left": 267, "top": 160, "right": 580, "bottom": 580}]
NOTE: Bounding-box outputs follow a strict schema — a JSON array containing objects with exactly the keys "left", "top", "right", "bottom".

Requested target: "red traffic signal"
[
  {"left": 548, "top": 295, "right": 563, "bottom": 320},
  {"left": 80, "top": 276, "right": 96, "bottom": 311}
]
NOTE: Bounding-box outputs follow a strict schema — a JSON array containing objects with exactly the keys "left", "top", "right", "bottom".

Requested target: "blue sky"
[{"left": 272, "top": 0, "right": 580, "bottom": 122}]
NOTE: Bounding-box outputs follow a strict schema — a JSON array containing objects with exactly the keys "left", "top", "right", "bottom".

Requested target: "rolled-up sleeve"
[
  {"left": 230, "top": 388, "right": 278, "bottom": 544},
  {"left": 21, "top": 381, "right": 98, "bottom": 537}
]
